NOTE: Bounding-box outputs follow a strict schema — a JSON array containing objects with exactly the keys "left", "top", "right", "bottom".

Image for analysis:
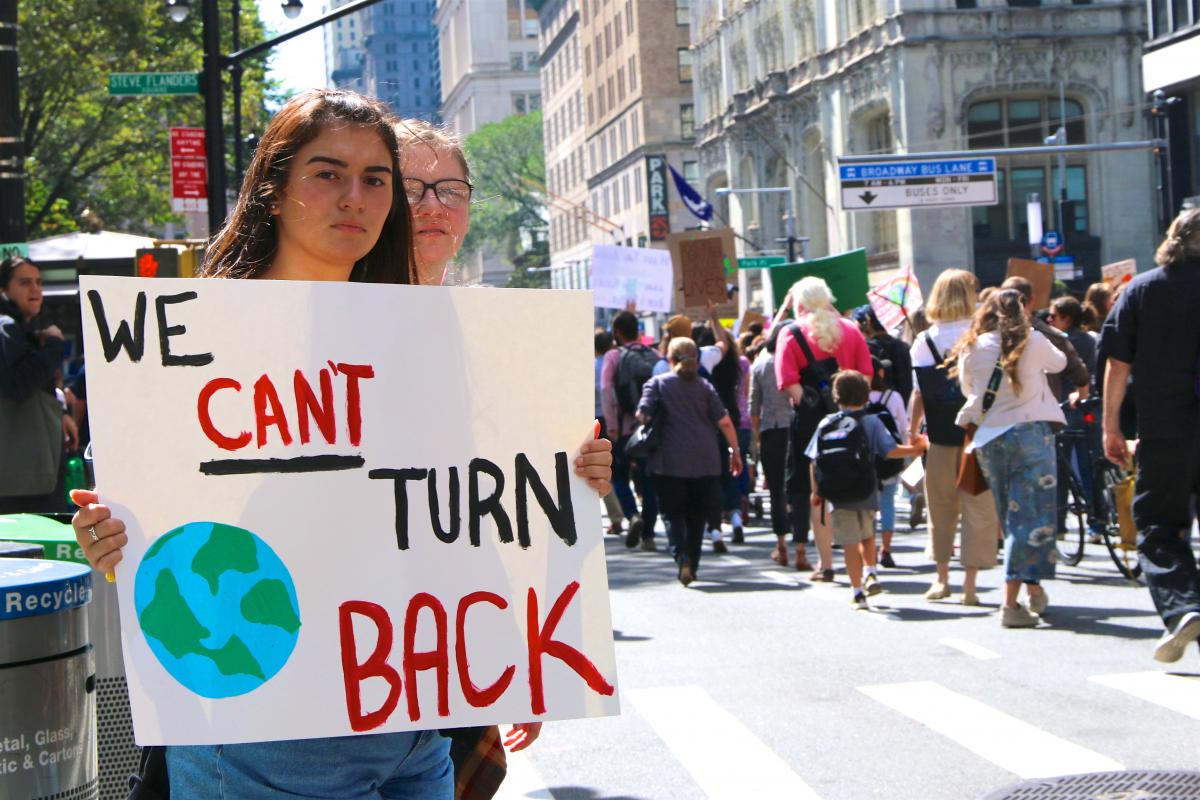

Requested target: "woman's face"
[
  {"left": 270, "top": 123, "right": 394, "bottom": 279},
  {"left": 400, "top": 145, "right": 471, "bottom": 284},
  {"left": 4, "top": 263, "right": 43, "bottom": 321}
]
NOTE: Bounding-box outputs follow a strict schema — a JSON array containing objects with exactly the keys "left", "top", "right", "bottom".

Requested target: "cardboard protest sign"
[
  {"left": 768, "top": 248, "right": 871, "bottom": 313},
  {"left": 1006, "top": 258, "right": 1053, "bottom": 310},
  {"left": 1101, "top": 258, "right": 1136, "bottom": 286},
  {"left": 80, "top": 277, "right": 618, "bottom": 745},
  {"left": 590, "top": 244, "right": 673, "bottom": 313},
  {"left": 666, "top": 229, "right": 738, "bottom": 313}
]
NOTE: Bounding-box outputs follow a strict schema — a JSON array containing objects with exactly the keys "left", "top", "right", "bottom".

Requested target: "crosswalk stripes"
[
  {"left": 1090, "top": 671, "right": 1200, "bottom": 721},
  {"left": 939, "top": 637, "right": 1002, "bottom": 660},
  {"left": 626, "top": 685, "right": 824, "bottom": 799},
  {"left": 494, "top": 750, "right": 555, "bottom": 800},
  {"left": 859, "top": 681, "right": 1125, "bottom": 779}
]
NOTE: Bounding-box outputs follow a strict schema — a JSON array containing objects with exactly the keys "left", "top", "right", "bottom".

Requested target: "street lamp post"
[{"left": 166, "top": 0, "right": 386, "bottom": 235}]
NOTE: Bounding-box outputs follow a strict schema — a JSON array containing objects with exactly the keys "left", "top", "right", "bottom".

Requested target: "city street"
[{"left": 503, "top": 501, "right": 1198, "bottom": 800}]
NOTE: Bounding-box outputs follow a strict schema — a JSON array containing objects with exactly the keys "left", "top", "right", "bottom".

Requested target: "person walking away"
[
  {"left": 601, "top": 310, "right": 662, "bottom": 550},
  {"left": 1047, "top": 296, "right": 1102, "bottom": 543},
  {"left": 1082, "top": 282, "right": 1112, "bottom": 337},
  {"left": 854, "top": 305, "right": 913, "bottom": 408},
  {"left": 866, "top": 357, "right": 909, "bottom": 568},
  {"left": 0, "top": 256, "right": 78, "bottom": 514},
  {"left": 594, "top": 330, "right": 625, "bottom": 536},
  {"left": 1102, "top": 208, "right": 1200, "bottom": 664},
  {"left": 952, "top": 289, "right": 1066, "bottom": 628},
  {"left": 638, "top": 337, "right": 742, "bottom": 586},
  {"left": 751, "top": 327, "right": 795, "bottom": 565},
  {"left": 909, "top": 270, "right": 1000, "bottom": 604},
  {"left": 709, "top": 315, "right": 749, "bottom": 544},
  {"left": 807, "top": 370, "right": 926, "bottom": 608},
  {"left": 775, "top": 278, "right": 874, "bottom": 580}
]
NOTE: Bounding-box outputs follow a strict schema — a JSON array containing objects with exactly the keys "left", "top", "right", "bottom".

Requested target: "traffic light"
[{"left": 133, "top": 248, "right": 179, "bottom": 278}]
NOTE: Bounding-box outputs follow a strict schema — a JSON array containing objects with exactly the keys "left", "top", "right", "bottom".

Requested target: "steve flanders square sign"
[{"left": 80, "top": 277, "right": 619, "bottom": 745}]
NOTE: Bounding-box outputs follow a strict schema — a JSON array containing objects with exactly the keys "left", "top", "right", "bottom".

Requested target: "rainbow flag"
[{"left": 867, "top": 268, "right": 924, "bottom": 332}]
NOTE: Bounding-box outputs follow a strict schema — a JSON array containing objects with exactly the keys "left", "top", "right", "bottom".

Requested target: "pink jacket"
[{"left": 774, "top": 318, "right": 873, "bottom": 390}]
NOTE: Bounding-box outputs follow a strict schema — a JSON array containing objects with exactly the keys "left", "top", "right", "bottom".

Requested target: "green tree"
[
  {"left": 461, "top": 111, "right": 548, "bottom": 284},
  {"left": 19, "top": 0, "right": 275, "bottom": 238}
]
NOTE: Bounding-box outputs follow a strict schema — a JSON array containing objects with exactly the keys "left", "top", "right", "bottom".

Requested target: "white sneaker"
[{"left": 1154, "top": 611, "right": 1200, "bottom": 664}]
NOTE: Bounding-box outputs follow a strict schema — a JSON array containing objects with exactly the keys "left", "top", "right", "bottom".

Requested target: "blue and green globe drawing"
[{"left": 134, "top": 521, "right": 301, "bottom": 699}]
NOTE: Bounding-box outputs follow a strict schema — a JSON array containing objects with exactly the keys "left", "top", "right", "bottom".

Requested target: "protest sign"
[
  {"left": 590, "top": 244, "right": 673, "bottom": 313},
  {"left": 666, "top": 229, "right": 738, "bottom": 313},
  {"left": 867, "top": 268, "right": 923, "bottom": 333},
  {"left": 1006, "top": 258, "right": 1053, "bottom": 310},
  {"left": 768, "top": 249, "right": 871, "bottom": 313},
  {"left": 1101, "top": 258, "right": 1137, "bottom": 286},
  {"left": 80, "top": 276, "right": 619, "bottom": 745}
]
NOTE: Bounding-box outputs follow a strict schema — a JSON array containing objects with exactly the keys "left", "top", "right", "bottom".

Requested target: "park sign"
[
  {"left": 109, "top": 72, "right": 200, "bottom": 96},
  {"left": 738, "top": 256, "right": 787, "bottom": 270},
  {"left": 839, "top": 157, "right": 997, "bottom": 211},
  {"left": 80, "top": 276, "right": 619, "bottom": 745}
]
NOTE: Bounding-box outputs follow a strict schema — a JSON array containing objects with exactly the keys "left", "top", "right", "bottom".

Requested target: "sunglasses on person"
[{"left": 402, "top": 178, "right": 474, "bottom": 209}]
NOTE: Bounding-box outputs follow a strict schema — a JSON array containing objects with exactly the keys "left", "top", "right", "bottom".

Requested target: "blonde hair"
[
  {"left": 790, "top": 276, "right": 842, "bottom": 353},
  {"left": 668, "top": 337, "right": 700, "bottom": 381},
  {"left": 925, "top": 269, "right": 978, "bottom": 323},
  {"left": 393, "top": 118, "right": 472, "bottom": 181},
  {"left": 1154, "top": 208, "right": 1200, "bottom": 270}
]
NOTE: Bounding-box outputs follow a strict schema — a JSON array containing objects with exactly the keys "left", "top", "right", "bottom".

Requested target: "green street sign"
[
  {"left": 108, "top": 72, "right": 200, "bottom": 96},
  {"left": 738, "top": 256, "right": 787, "bottom": 270},
  {"left": 0, "top": 242, "right": 28, "bottom": 260}
]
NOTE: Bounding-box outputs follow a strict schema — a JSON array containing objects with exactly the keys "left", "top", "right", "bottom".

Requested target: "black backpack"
[
  {"left": 865, "top": 390, "right": 905, "bottom": 481},
  {"left": 788, "top": 322, "right": 839, "bottom": 416},
  {"left": 913, "top": 333, "right": 967, "bottom": 447},
  {"left": 813, "top": 410, "right": 877, "bottom": 504},
  {"left": 615, "top": 344, "right": 661, "bottom": 417}
]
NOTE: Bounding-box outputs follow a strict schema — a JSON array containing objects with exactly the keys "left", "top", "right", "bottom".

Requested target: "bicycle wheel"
[
  {"left": 1056, "top": 472, "right": 1087, "bottom": 567},
  {"left": 1096, "top": 464, "right": 1143, "bottom": 581}
]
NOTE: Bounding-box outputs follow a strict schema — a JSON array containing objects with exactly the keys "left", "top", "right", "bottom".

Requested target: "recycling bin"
[
  {"left": 0, "top": 557, "right": 97, "bottom": 800},
  {"left": 0, "top": 541, "right": 44, "bottom": 559}
]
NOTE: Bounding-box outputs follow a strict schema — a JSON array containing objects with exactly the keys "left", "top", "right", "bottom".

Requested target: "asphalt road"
[{"left": 499, "top": 500, "right": 1200, "bottom": 800}]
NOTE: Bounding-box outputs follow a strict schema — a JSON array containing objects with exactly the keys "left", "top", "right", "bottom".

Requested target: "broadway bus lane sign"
[{"left": 839, "top": 157, "right": 997, "bottom": 211}]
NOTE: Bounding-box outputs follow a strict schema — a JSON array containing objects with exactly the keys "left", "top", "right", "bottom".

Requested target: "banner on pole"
[{"left": 80, "top": 277, "right": 619, "bottom": 745}]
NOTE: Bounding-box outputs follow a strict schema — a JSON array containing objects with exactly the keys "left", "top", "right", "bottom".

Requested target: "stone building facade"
[{"left": 691, "top": 0, "right": 1156, "bottom": 300}]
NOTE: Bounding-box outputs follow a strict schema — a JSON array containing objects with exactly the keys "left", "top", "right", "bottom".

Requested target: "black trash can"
[{"left": 0, "top": 557, "right": 97, "bottom": 799}]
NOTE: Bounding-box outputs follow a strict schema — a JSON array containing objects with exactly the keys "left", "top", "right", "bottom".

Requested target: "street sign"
[
  {"left": 108, "top": 72, "right": 200, "bottom": 96},
  {"left": 1041, "top": 230, "right": 1063, "bottom": 257},
  {"left": 839, "top": 158, "right": 997, "bottom": 211},
  {"left": 0, "top": 242, "right": 28, "bottom": 260},
  {"left": 170, "top": 128, "right": 208, "bottom": 213},
  {"left": 738, "top": 256, "right": 787, "bottom": 270}
]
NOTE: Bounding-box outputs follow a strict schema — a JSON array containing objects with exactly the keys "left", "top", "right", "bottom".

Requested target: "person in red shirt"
[{"left": 774, "top": 277, "right": 873, "bottom": 579}]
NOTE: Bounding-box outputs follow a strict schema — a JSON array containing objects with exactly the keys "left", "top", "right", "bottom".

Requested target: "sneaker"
[
  {"left": 1154, "top": 611, "right": 1200, "bottom": 663},
  {"left": 851, "top": 591, "right": 869, "bottom": 610},
  {"left": 1001, "top": 604, "right": 1040, "bottom": 628},
  {"left": 639, "top": 538, "right": 658, "bottom": 552},
  {"left": 625, "top": 515, "right": 644, "bottom": 549},
  {"left": 924, "top": 582, "right": 951, "bottom": 600},
  {"left": 879, "top": 550, "right": 896, "bottom": 569},
  {"left": 607, "top": 521, "right": 623, "bottom": 537},
  {"left": 864, "top": 573, "right": 883, "bottom": 596},
  {"left": 712, "top": 538, "right": 729, "bottom": 554},
  {"left": 1028, "top": 589, "right": 1048, "bottom": 615}
]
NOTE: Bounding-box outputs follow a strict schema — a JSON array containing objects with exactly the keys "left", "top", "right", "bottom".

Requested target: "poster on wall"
[{"left": 81, "top": 277, "right": 620, "bottom": 745}]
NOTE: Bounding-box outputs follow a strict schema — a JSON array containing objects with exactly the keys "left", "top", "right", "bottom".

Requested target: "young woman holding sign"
[{"left": 70, "top": 90, "right": 613, "bottom": 800}]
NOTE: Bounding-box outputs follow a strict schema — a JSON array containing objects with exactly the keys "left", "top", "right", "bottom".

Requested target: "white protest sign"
[
  {"left": 1101, "top": 258, "right": 1137, "bottom": 285},
  {"left": 590, "top": 244, "right": 673, "bottom": 313},
  {"left": 80, "top": 276, "right": 619, "bottom": 745}
]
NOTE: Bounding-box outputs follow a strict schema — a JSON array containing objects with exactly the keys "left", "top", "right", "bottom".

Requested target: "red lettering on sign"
[
  {"left": 197, "top": 378, "right": 251, "bottom": 450},
  {"left": 253, "top": 374, "right": 293, "bottom": 448},
  {"left": 339, "top": 600, "right": 403, "bottom": 732},
  {"left": 456, "top": 591, "right": 515, "bottom": 708},
  {"left": 294, "top": 368, "right": 336, "bottom": 445},
  {"left": 526, "top": 581, "right": 615, "bottom": 715},
  {"left": 335, "top": 362, "right": 375, "bottom": 446},
  {"left": 402, "top": 593, "right": 450, "bottom": 721}
]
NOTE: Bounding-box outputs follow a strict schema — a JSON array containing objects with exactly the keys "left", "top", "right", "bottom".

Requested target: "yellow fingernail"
[{"left": 105, "top": 571, "right": 116, "bottom": 583}]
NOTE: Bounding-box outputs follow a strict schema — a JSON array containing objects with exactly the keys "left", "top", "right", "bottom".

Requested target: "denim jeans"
[
  {"left": 977, "top": 422, "right": 1058, "bottom": 584},
  {"left": 165, "top": 730, "right": 452, "bottom": 799},
  {"left": 612, "top": 436, "right": 659, "bottom": 538},
  {"left": 878, "top": 480, "right": 898, "bottom": 532}
]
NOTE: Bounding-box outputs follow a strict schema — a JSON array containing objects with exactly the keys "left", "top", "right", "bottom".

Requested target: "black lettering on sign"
[
  {"left": 369, "top": 468, "right": 429, "bottom": 551},
  {"left": 469, "top": 458, "right": 513, "bottom": 547},
  {"left": 156, "top": 292, "right": 214, "bottom": 367},
  {"left": 515, "top": 452, "right": 576, "bottom": 548},
  {"left": 87, "top": 290, "right": 147, "bottom": 363},
  {"left": 427, "top": 467, "right": 461, "bottom": 544}
]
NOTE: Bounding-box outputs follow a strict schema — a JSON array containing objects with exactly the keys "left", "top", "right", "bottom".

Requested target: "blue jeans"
[
  {"left": 977, "top": 422, "right": 1058, "bottom": 584},
  {"left": 166, "top": 730, "right": 452, "bottom": 799},
  {"left": 878, "top": 480, "right": 898, "bottom": 532},
  {"left": 612, "top": 437, "right": 659, "bottom": 538}
]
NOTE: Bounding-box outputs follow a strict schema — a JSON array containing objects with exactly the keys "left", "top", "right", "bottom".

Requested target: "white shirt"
[{"left": 910, "top": 318, "right": 972, "bottom": 372}]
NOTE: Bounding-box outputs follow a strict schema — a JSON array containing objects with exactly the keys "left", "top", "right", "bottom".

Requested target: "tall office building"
[
  {"left": 363, "top": 0, "right": 442, "bottom": 121},
  {"left": 323, "top": 0, "right": 366, "bottom": 88}
]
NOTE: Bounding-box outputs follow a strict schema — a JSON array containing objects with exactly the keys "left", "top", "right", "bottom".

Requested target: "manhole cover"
[{"left": 980, "top": 771, "right": 1200, "bottom": 799}]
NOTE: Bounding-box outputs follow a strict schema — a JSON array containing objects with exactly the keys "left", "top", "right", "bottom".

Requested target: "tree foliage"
[
  {"left": 462, "top": 110, "right": 548, "bottom": 276},
  {"left": 19, "top": 0, "right": 275, "bottom": 238}
]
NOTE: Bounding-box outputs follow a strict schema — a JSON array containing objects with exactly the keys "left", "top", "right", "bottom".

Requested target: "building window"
[
  {"left": 614, "top": 16, "right": 623, "bottom": 48},
  {"left": 587, "top": 94, "right": 595, "bottom": 125},
  {"left": 677, "top": 48, "right": 693, "bottom": 83},
  {"left": 617, "top": 67, "right": 626, "bottom": 102},
  {"left": 622, "top": 173, "right": 630, "bottom": 209},
  {"left": 632, "top": 110, "right": 640, "bottom": 146},
  {"left": 683, "top": 160, "right": 699, "bottom": 183},
  {"left": 513, "top": 94, "right": 527, "bottom": 114},
  {"left": 626, "top": 0, "right": 634, "bottom": 34},
  {"left": 598, "top": 88, "right": 606, "bottom": 116},
  {"left": 605, "top": 23, "right": 612, "bottom": 57},
  {"left": 585, "top": 44, "right": 591, "bottom": 75},
  {"left": 676, "top": 0, "right": 690, "bottom": 24},
  {"left": 634, "top": 166, "right": 642, "bottom": 203},
  {"left": 607, "top": 77, "right": 615, "bottom": 109},
  {"left": 681, "top": 104, "right": 695, "bottom": 139},
  {"left": 620, "top": 118, "right": 628, "bottom": 153},
  {"left": 967, "top": 97, "right": 1086, "bottom": 149},
  {"left": 629, "top": 55, "right": 638, "bottom": 91}
]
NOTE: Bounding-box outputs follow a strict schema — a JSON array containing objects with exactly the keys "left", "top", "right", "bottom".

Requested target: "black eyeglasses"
[{"left": 402, "top": 178, "right": 473, "bottom": 209}]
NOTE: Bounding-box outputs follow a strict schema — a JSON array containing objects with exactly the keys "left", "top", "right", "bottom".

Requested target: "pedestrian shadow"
[
  {"left": 871, "top": 605, "right": 995, "bottom": 622},
  {"left": 1042, "top": 605, "right": 1161, "bottom": 639},
  {"left": 875, "top": 579, "right": 952, "bottom": 596},
  {"left": 612, "top": 629, "right": 652, "bottom": 642},
  {"left": 541, "top": 788, "right": 648, "bottom": 800},
  {"left": 1052, "top": 571, "right": 1143, "bottom": 590}
]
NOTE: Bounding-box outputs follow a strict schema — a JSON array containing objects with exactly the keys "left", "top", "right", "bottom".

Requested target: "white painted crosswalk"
[
  {"left": 859, "top": 681, "right": 1125, "bottom": 779},
  {"left": 1091, "top": 671, "right": 1200, "bottom": 721}
]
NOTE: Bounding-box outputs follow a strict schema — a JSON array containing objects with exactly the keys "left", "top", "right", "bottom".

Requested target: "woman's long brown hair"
[
  {"left": 949, "top": 289, "right": 1030, "bottom": 395},
  {"left": 203, "top": 89, "right": 413, "bottom": 283}
]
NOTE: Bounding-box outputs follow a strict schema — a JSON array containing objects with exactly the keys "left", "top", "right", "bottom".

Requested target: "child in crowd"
[
  {"left": 866, "top": 357, "right": 910, "bottom": 568},
  {"left": 808, "top": 371, "right": 926, "bottom": 609}
]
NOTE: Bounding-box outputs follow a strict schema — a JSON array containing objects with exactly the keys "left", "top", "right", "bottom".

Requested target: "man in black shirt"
[{"left": 1102, "top": 208, "right": 1200, "bottom": 664}]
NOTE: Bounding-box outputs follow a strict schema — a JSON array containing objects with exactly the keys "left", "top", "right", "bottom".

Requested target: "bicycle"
[{"left": 1053, "top": 399, "right": 1142, "bottom": 581}]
